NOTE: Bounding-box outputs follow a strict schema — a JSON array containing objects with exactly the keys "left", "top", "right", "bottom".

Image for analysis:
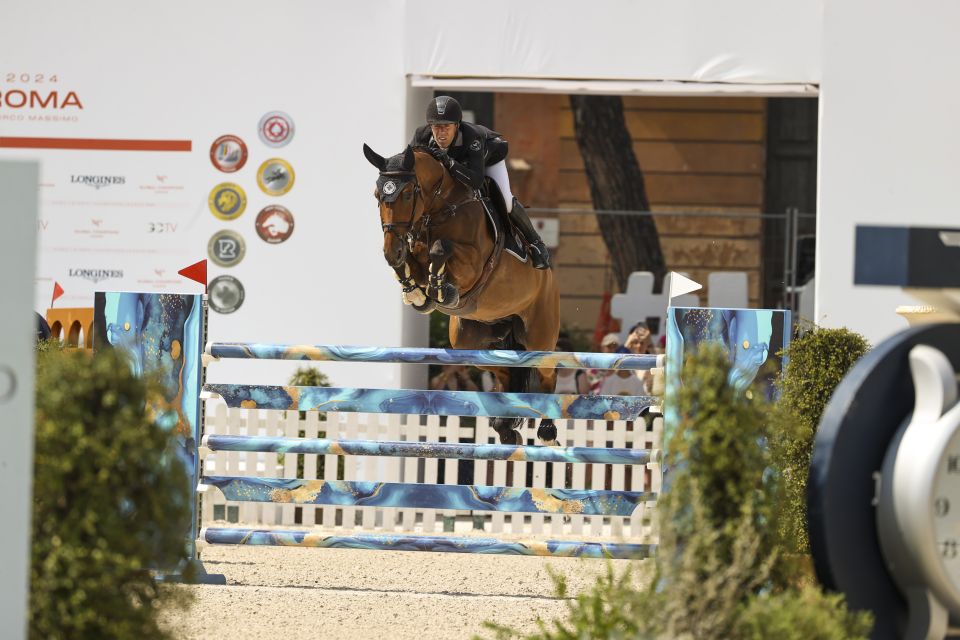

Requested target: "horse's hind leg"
[{"left": 451, "top": 317, "right": 521, "bottom": 445}]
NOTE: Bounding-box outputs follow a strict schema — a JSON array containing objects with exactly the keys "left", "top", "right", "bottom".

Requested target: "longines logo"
[
  {"left": 68, "top": 268, "right": 123, "bottom": 283},
  {"left": 71, "top": 174, "right": 125, "bottom": 189}
]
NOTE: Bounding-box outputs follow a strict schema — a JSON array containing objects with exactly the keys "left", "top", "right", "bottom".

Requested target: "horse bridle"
[{"left": 379, "top": 169, "right": 477, "bottom": 254}]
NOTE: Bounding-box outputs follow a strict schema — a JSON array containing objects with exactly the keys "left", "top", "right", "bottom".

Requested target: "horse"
[{"left": 363, "top": 143, "right": 560, "bottom": 445}]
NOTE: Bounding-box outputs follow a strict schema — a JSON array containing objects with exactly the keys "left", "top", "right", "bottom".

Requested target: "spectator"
[
  {"left": 602, "top": 324, "right": 653, "bottom": 395},
  {"left": 587, "top": 333, "right": 621, "bottom": 394},
  {"left": 623, "top": 322, "right": 653, "bottom": 355},
  {"left": 555, "top": 334, "right": 590, "bottom": 395}
]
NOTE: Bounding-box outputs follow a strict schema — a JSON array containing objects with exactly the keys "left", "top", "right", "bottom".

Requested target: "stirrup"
[{"left": 529, "top": 241, "right": 551, "bottom": 270}]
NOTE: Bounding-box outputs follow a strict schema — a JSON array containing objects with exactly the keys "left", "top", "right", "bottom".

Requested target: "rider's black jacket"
[{"left": 410, "top": 121, "right": 508, "bottom": 191}]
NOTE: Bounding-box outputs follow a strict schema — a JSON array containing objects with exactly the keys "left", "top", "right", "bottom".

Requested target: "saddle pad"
[{"left": 481, "top": 198, "right": 528, "bottom": 264}]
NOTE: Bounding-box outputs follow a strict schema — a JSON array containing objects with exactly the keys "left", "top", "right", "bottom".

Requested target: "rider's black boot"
[{"left": 508, "top": 198, "right": 550, "bottom": 270}]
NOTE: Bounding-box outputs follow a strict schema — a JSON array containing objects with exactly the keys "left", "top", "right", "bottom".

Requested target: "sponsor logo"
[
  {"left": 37, "top": 219, "right": 49, "bottom": 232},
  {"left": 68, "top": 267, "right": 123, "bottom": 283},
  {"left": 258, "top": 111, "right": 294, "bottom": 147},
  {"left": 210, "top": 134, "right": 249, "bottom": 173},
  {"left": 435, "top": 97, "right": 447, "bottom": 115},
  {"left": 139, "top": 174, "right": 184, "bottom": 193},
  {"left": 208, "top": 229, "right": 247, "bottom": 267},
  {"left": 382, "top": 180, "right": 397, "bottom": 195},
  {"left": 255, "top": 205, "right": 295, "bottom": 244},
  {"left": 208, "top": 275, "right": 245, "bottom": 314},
  {"left": 70, "top": 174, "right": 125, "bottom": 189},
  {"left": 0, "top": 89, "right": 83, "bottom": 110},
  {"left": 208, "top": 182, "right": 247, "bottom": 220},
  {"left": 469, "top": 139, "right": 481, "bottom": 151},
  {"left": 73, "top": 218, "right": 119, "bottom": 238},
  {"left": 147, "top": 222, "right": 178, "bottom": 233},
  {"left": 256, "top": 158, "right": 294, "bottom": 196}
]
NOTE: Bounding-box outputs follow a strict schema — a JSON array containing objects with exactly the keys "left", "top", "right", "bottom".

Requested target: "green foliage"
[
  {"left": 288, "top": 366, "right": 331, "bottom": 388},
  {"left": 653, "top": 344, "right": 780, "bottom": 638},
  {"left": 483, "top": 341, "right": 872, "bottom": 639},
  {"left": 733, "top": 585, "right": 873, "bottom": 640},
  {"left": 429, "top": 311, "right": 450, "bottom": 348},
  {"left": 31, "top": 348, "right": 193, "bottom": 640},
  {"left": 771, "top": 327, "right": 869, "bottom": 554},
  {"left": 482, "top": 564, "right": 653, "bottom": 640}
]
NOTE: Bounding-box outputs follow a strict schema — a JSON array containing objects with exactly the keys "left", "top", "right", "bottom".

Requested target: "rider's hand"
[{"left": 429, "top": 146, "right": 453, "bottom": 168}]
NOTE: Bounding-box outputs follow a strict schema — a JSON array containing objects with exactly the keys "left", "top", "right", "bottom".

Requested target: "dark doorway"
[{"left": 763, "top": 97, "right": 819, "bottom": 309}]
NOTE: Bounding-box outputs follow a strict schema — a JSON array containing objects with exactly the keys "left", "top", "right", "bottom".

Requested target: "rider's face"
[{"left": 430, "top": 123, "right": 457, "bottom": 149}]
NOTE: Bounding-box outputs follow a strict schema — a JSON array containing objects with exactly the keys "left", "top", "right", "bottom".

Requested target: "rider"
[{"left": 410, "top": 95, "right": 550, "bottom": 269}]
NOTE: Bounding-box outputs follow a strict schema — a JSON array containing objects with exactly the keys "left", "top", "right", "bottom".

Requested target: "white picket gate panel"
[{"left": 201, "top": 403, "right": 661, "bottom": 542}]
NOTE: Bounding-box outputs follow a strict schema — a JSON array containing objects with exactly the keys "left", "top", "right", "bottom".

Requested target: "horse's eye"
[{"left": 403, "top": 191, "right": 412, "bottom": 200}]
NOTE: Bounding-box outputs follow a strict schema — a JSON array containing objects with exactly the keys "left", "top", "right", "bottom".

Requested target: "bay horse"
[{"left": 363, "top": 143, "right": 560, "bottom": 444}]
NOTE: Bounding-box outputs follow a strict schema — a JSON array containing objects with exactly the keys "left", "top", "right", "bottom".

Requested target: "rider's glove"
[{"left": 430, "top": 147, "right": 454, "bottom": 169}]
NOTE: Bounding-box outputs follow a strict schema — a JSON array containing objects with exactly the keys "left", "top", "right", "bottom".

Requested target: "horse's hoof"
[
  {"left": 412, "top": 297, "right": 437, "bottom": 314},
  {"left": 536, "top": 422, "right": 558, "bottom": 443},
  {"left": 438, "top": 282, "right": 460, "bottom": 307}
]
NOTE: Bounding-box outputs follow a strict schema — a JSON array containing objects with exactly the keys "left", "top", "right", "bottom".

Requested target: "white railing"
[{"left": 201, "top": 403, "right": 662, "bottom": 542}]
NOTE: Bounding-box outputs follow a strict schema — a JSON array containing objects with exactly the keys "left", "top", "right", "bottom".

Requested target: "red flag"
[
  {"left": 51, "top": 281, "right": 64, "bottom": 309},
  {"left": 178, "top": 259, "right": 207, "bottom": 291},
  {"left": 592, "top": 290, "right": 620, "bottom": 349}
]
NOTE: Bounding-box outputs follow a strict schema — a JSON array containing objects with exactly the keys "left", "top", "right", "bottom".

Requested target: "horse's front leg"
[
  {"left": 427, "top": 239, "right": 460, "bottom": 306},
  {"left": 393, "top": 263, "right": 436, "bottom": 314}
]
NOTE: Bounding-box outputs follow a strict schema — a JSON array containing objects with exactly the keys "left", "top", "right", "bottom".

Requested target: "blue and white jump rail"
[
  {"left": 200, "top": 341, "right": 663, "bottom": 559},
  {"left": 90, "top": 291, "right": 663, "bottom": 575}
]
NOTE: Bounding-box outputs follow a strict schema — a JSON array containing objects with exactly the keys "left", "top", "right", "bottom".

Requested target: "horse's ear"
[
  {"left": 401, "top": 145, "right": 415, "bottom": 171},
  {"left": 363, "top": 143, "right": 387, "bottom": 171}
]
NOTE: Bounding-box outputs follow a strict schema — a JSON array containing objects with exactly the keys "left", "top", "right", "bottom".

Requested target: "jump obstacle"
[{"left": 93, "top": 292, "right": 664, "bottom": 564}]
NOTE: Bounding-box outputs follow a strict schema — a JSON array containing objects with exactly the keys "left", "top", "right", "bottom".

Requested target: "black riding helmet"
[{"left": 426, "top": 96, "right": 462, "bottom": 125}]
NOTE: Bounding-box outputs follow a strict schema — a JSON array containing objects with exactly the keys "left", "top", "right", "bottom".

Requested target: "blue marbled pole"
[
  {"left": 202, "top": 527, "right": 656, "bottom": 560},
  {"left": 204, "top": 477, "right": 656, "bottom": 516},
  {"left": 203, "top": 384, "right": 657, "bottom": 420},
  {"left": 203, "top": 434, "right": 658, "bottom": 465},
  {"left": 206, "top": 343, "right": 660, "bottom": 371}
]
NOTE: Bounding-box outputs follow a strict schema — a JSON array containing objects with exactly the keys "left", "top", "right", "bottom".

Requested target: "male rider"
[{"left": 409, "top": 95, "right": 550, "bottom": 269}]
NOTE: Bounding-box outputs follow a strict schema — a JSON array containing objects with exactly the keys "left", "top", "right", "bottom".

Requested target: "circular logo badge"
[
  {"left": 208, "top": 183, "right": 247, "bottom": 220},
  {"left": 255, "top": 205, "right": 295, "bottom": 244},
  {"left": 382, "top": 180, "right": 397, "bottom": 195},
  {"left": 209, "top": 135, "right": 248, "bottom": 173},
  {"left": 207, "top": 229, "right": 246, "bottom": 267},
  {"left": 256, "top": 158, "right": 295, "bottom": 196},
  {"left": 258, "top": 111, "right": 295, "bottom": 147},
  {"left": 208, "top": 275, "right": 245, "bottom": 314}
]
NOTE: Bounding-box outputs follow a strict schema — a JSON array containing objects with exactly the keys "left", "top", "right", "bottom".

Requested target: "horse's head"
[{"left": 363, "top": 143, "right": 446, "bottom": 268}]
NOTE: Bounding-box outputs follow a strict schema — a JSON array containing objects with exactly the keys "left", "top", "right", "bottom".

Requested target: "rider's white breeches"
[{"left": 485, "top": 160, "right": 514, "bottom": 212}]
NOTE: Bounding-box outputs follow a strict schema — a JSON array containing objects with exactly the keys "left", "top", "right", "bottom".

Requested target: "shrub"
[
  {"left": 771, "top": 327, "right": 869, "bottom": 554},
  {"left": 733, "top": 585, "right": 873, "bottom": 640},
  {"left": 483, "top": 341, "right": 872, "bottom": 639},
  {"left": 30, "top": 347, "right": 193, "bottom": 639}
]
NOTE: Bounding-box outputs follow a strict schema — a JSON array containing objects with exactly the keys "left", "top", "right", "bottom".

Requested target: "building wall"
[
  {"left": 816, "top": 0, "right": 960, "bottom": 342},
  {"left": 495, "top": 94, "right": 767, "bottom": 333}
]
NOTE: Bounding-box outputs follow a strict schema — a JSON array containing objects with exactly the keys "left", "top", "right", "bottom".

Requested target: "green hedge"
[
  {"left": 30, "top": 346, "right": 193, "bottom": 639},
  {"left": 772, "top": 327, "right": 869, "bottom": 554}
]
